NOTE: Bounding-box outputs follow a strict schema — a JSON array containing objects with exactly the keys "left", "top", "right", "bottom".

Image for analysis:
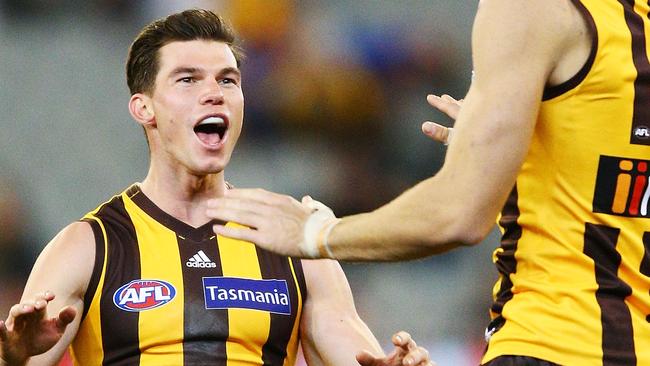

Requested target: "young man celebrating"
[{"left": 0, "top": 9, "right": 433, "bottom": 366}]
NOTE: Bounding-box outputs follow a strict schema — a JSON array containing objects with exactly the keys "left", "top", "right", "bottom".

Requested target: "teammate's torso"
[
  {"left": 70, "top": 184, "right": 306, "bottom": 366},
  {"left": 483, "top": 0, "right": 650, "bottom": 365}
]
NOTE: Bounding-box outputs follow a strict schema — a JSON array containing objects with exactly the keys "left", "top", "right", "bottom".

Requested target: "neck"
[{"left": 140, "top": 165, "right": 227, "bottom": 228}]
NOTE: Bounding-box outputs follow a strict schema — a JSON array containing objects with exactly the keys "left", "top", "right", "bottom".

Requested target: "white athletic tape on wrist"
[
  {"left": 303, "top": 208, "right": 337, "bottom": 258},
  {"left": 317, "top": 218, "right": 340, "bottom": 258}
]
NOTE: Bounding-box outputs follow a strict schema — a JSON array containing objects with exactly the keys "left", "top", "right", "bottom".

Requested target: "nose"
[{"left": 200, "top": 82, "right": 224, "bottom": 105}]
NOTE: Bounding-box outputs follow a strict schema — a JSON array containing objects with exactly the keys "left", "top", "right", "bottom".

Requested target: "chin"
[{"left": 199, "top": 160, "right": 229, "bottom": 175}]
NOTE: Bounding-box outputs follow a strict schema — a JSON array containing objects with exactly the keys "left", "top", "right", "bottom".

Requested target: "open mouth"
[{"left": 194, "top": 116, "right": 227, "bottom": 146}]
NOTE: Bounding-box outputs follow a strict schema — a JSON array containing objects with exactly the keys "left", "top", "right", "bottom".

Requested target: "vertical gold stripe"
[
  {"left": 70, "top": 215, "right": 108, "bottom": 366},
  {"left": 282, "top": 259, "right": 303, "bottom": 366},
  {"left": 123, "top": 196, "right": 185, "bottom": 366},
  {"left": 219, "top": 223, "right": 269, "bottom": 366}
]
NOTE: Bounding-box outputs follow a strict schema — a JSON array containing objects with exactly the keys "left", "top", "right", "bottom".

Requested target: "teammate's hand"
[
  {"left": 207, "top": 189, "right": 334, "bottom": 258},
  {"left": 356, "top": 331, "right": 436, "bottom": 366},
  {"left": 0, "top": 291, "right": 76, "bottom": 365},
  {"left": 421, "top": 94, "right": 462, "bottom": 145}
]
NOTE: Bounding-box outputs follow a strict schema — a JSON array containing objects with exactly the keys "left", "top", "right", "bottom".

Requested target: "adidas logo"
[{"left": 186, "top": 250, "right": 217, "bottom": 268}]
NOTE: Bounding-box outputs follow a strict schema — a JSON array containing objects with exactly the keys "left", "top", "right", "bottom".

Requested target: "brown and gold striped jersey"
[
  {"left": 70, "top": 184, "right": 306, "bottom": 366},
  {"left": 483, "top": 1, "right": 650, "bottom": 365}
]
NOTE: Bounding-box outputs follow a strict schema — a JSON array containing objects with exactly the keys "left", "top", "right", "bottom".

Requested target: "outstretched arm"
[
  {"left": 1, "top": 222, "right": 95, "bottom": 365},
  {"left": 298, "top": 260, "right": 434, "bottom": 366},
  {"left": 208, "top": 0, "right": 577, "bottom": 260}
]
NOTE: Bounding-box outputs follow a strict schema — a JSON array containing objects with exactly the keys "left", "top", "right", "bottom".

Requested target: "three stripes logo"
[
  {"left": 186, "top": 250, "right": 217, "bottom": 268},
  {"left": 593, "top": 155, "right": 649, "bottom": 218}
]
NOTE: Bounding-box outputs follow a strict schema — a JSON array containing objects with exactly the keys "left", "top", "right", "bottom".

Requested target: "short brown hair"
[{"left": 126, "top": 9, "right": 244, "bottom": 95}]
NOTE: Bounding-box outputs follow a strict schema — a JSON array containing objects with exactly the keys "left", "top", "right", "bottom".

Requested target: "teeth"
[{"left": 198, "top": 116, "right": 225, "bottom": 126}]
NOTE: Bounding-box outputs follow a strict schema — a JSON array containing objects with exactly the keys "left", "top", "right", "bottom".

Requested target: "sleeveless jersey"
[
  {"left": 69, "top": 184, "right": 307, "bottom": 366},
  {"left": 483, "top": 1, "right": 650, "bottom": 365}
]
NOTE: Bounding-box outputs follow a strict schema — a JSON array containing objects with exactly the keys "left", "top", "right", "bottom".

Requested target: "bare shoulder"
[
  {"left": 44, "top": 221, "right": 96, "bottom": 267},
  {"left": 24, "top": 221, "right": 96, "bottom": 301},
  {"left": 472, "top": 0, "right": 590, "bottom": 88}
]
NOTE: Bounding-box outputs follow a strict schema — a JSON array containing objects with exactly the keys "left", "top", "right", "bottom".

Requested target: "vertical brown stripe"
[
  {"left": 96, "top": 197, "right": 142, "bottom": 365},
  {"left": 80, "top": 218, "right": 105, "bottom": 322},
  {"left": 256, "top": 249, "right": 301, "bottom": 365},
  {"left": 583, "top": 223, "right": 636, "bottom": 365},
  {"left": 619, "top": 0, "right": 650, "bottom": 145},
  {"left": 491, "top": 185, "right": 521, "bottom": 315},
  {"left": 178, "top": 236, "right": 228, "bottom": 365},
  {"left": 640, "top": 232, "right": 650, "bottom": 323}
]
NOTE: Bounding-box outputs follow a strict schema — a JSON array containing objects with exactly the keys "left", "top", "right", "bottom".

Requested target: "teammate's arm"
[
  {"left": 0, "top": 222, "right": 96, "bottom": 365},
  {"left": 323, "top": 0, "right": 583, "bottom": 260},
  {"left": 207, "top": 0, "right": 581, "bottom": 259},
  {"left": 299, "top": 260, "right": 433, "bottom": 366}
]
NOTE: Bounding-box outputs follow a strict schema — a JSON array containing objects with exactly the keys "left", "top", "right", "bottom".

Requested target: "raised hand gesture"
[
  {"left": 0, "top": 291, "right": 76, "bottom": 365},
  {"left": 421, "top": 94, "right": 462, "bottom": 145},
  {"left": 356, "top": 331, "right": 436, "bottom": 366}
]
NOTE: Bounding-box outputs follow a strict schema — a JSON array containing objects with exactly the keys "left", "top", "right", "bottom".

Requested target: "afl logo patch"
[
  {"left": 634, "top": 126, "right": 649, "bottom": 139},
  {"left": 113, "top": 279, "right": 176, "bottom": 312}
]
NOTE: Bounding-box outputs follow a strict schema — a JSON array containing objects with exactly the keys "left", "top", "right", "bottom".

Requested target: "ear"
[{"left": 129, "top": 93, "right": 156, "bottom": 127}]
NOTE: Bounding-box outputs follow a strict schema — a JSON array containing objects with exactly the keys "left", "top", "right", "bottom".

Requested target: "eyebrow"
[{"left": 168, "top": 66, "right": 241, "bottom": 78}]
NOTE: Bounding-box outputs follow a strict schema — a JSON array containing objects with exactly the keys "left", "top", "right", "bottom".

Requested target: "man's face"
[{"left": 148, "top": 40, "right": 243, "bottom": 175}]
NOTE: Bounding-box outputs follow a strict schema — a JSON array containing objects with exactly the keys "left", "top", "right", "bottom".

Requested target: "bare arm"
[
  {"left": 206, "top": 0, "right": 586, "bottom": 260},
  {"left": 299, "top": 260, "right": 433, "bottom": 366},
  {"left": 1, "top": 222, "right": 95, "bottom": 365},
  {"left": 325, "top": 0, "right": 582, "bottom": 259},
  {"left": 299, "top": 260, "right": 381, "bottom": 366}
]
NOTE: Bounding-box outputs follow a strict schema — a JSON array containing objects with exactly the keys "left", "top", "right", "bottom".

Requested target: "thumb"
[
  {"left": 356, "top": 350, "right": 379, "bottom": 366},
  {"left": 55, "top": 306, "right": 77, "bottom": 330}
]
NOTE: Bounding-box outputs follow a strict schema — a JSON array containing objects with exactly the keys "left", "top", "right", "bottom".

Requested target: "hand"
[
  {"left": 207, "top": 189, "right": 333, "bottom": 258},
  {"left": 0, "top": 292, "right": 76, "bottom": 365},
  {"left": 356, "top": 331, "right": 436, "bottom": 366},
  {"left": 421, "top": 94, "right": 462, "bottom": 145}
]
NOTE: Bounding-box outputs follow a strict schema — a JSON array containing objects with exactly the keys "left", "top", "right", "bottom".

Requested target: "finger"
[
  {"left": 421, "top": 122, "right": 451, "bottom": 145},
  {"left": 355, "top": 350, "right": 379, "bottom": 366},
  {"left": 41, "top": 291, "right": 56, "bottom": 303},
  {"left": 399, "top": 332, "right": 417, "bottom": 352},
  {"left": 392, "top": 331, "right": 412, "bottom": 348},
  {"left": 9, "top": 303, "right": 35, "bottom": 319},
  {"left": 224, "top": 188, "right": 294, "bottom": 207},
  {"left": 56, "top": 306, "right": 77, "bottom": 330},
  {"left": 206, "top": 207, "right": 272, "bottom": 228},
  {"left": 33, "top": 292, "right": 51, "bottom": 310},
  {"left": 213, "top": 224, "right": 263, "bottom": 244},
  {"left": 427, "top": 94, "right": 461, "bottom": 120},
  {"left": 403, "top": 347, "right": 430, "bottom": 366},
  {"left": 207, "top": 195, "right": 268, "bottom": 213},
  {"left": 440, "top": 94, "right": 458, "bottom": 103}
]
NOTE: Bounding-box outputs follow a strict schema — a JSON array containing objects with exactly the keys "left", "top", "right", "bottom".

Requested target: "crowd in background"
[{"left": 0, "top": 1, "right": 497, "bottom": 364}]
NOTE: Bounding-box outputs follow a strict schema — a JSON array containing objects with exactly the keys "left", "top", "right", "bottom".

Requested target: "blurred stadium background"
[{"left": 0, "top": 0, "right": 499, "bottom": 364}]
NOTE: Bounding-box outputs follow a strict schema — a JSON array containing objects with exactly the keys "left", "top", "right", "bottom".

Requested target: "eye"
[
  {"left": 178, "top": 76, "right": 195, "bottom": 83},
  {"left": 219, "top": 78, "right": 238, "bottom": 86}
]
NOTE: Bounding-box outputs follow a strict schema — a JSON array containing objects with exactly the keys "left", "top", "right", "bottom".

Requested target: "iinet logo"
[
  {"left": 187, "top": 250, "right": 217, "bottom": 268},
  {"left": 593, "top": 155, "right": 650, "bottom": 218}
]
